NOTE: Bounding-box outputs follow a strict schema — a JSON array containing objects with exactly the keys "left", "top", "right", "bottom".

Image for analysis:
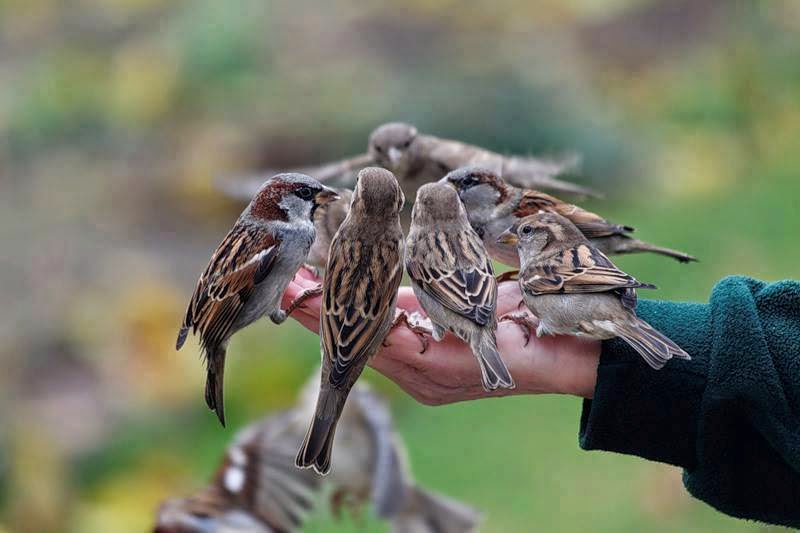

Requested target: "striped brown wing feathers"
[
  {"left": 406, "top": 230, "right": 496, "bottom": 326},
  {"left": 522, "top": 244, "right": 654, "bottom": 297},
  {"left": 322, "top": 237, "right": 403, "bottom": 388},
  {"left": 179, "top": 226, "right": 279, "bottom": 351},
  {"left": 515, "top": 191, "right": 631, "bottom": 239}
]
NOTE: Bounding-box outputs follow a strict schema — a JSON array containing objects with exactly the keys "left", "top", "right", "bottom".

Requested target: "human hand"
[{"left": 283, "top": 268, "right": 600, "bottom": 406}]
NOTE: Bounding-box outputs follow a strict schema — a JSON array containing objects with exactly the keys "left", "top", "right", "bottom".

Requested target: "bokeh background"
[{"left": 2, "top": 0, "right": 799, "bottom": 531}]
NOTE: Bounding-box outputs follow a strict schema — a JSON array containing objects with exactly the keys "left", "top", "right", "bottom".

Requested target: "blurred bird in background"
[
  {"left": 216, "top": 121, "right": 595, "bottom": 205},
  {"left": 153, "top": 373, "right": 481, "bottom": 532}
]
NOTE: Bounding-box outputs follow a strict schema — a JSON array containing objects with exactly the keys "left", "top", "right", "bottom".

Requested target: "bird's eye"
[
  {"left": 463, "top": 176, "right": 477, "bottom": 187},
  {"left": 296, "top": 186, "right": 314, "bottom": 200},
  {"left": 402, "top": 140, "right": 411, "bottom": 148},
  {"left": 374, "top": 145, "right": 384, "bottom": 153},
  {"left": 521, "top": 225, "right": 533, "bottom": 235}
]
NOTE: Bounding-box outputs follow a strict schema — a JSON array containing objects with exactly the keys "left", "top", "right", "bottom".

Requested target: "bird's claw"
[
  {"left": 496, "top": 270, "right": 520, "bottom": 283},
  {"left": 284, "top": 284, "right": 323, "bottom": 316},
  {"left": 500, "top": 313, "right": 537, "bottom": 347},
  {"left": 386, "top": 312, "right": 430, "bottom": 353}
]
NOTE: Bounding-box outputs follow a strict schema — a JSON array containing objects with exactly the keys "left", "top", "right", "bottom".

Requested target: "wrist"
[{"left": 554, "top": 337, "right": 600, "bottom": 398}]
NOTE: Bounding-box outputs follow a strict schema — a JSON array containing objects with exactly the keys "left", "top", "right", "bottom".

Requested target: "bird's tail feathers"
[
  {"left": 472, "top": 330, "right": 515, "bottom": 391},
  {"left": 391, "top": 486, "right": 482, "bottom": 533},
  {"left": 204, "top": 345, "right": 227, "bottom": 427},
  {"left": 295, "top": 387, "right": 347, "bottom": 475},
  {"left": 617, "top": 238, "right": 697, "bottom": 263},
  {"left": 615, "top": 319, "right": 690, "bottom": 370}
]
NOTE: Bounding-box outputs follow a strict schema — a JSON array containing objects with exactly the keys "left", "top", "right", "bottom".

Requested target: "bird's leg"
[
  {"left": 283, "top": 285, "right": 323, "bottom": 317},
  {"left": 495, "top": 270, "right": 519, "bottom": 283},
  {"left": 384, "top": 311, "right": 430, "bottom": 354},
  {"left": 499, "top": 313, "right": 537, "bottom": 347}
]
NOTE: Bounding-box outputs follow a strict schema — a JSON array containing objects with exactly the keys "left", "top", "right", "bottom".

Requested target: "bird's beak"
[
  {"left": 315, "top": 187, "right": 340, "bottom": 205},
  {"left": 438, "top": 175, "right": 454, "bottom": 188},
  {"left": 497, "top": 229, "right": 518, "bottom": 245},
  {"left": 388, "top": 147, "right": 402, "bottom": 165}
]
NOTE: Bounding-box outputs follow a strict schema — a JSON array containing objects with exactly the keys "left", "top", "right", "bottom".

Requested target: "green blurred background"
[{"left": 1, "top": 0, "right": 798, "bottom": 531}]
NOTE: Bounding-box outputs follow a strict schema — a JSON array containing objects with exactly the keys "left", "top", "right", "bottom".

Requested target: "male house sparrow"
[
  {"left": 153, "top": 375, "right": 481, "bottom": 533},
  {"left": 176, "top": 174, "right": 339, "bottom": 426},
  {"left": 406, "top": 182, "right": 514, "bottom": 390},
  {"left": 296, "top": 167, "right": 406, "bottom": 475},
  {"left": 444, "top": 166, "right": 697, "bottom": 270},
  {"left": 498, "top": 212, "right": 690, "bottom": 369},
  {"left": 216, "top": 121, "right": 594, "bottom": 204}
]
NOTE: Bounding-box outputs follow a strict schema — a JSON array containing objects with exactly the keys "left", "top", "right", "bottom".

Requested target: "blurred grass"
[{"left": 1, "top": 0, "right": 799, "bottom": 532}]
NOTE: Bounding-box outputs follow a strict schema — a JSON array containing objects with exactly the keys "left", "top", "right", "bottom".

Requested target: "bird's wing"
[
  {"left": 425, "top": 137, "right": 504, "bottom": 175},
  {"left": 178, "top": 226, "right": 279, "bottom": 350},
  {"left": 406, "top": 230, "right": 496, "bottom": 327},
  {"left": 214, "top": 154, "right": 373, "bottom": 201},
  {"left": 521, "top": 244, "right": 653, "bottom": 297},
  {"left": 213, "top": 415, "right": 321, "bottom": 531},
  {"left": 351, "top": 387, "right": 410, "bottom": 518},
  {"left": 514, "top": 191, "right": 631, "bottom": 238},
  {"left": 321, "top": 236, "right": 403, "bottom": 388}
]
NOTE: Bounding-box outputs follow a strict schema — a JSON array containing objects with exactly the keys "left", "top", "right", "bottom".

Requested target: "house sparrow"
[
  {"left": 498, "top": 212, "right": 690, "bottom": 369},
  {"left": 405, "top": 183, "right": 514, "bottom": 391},
  {"left": 153, "top": 375, "right": 481, "bottom": 533},
  {"left": 305, "top": 187, "right": 352, "bottom": 275},
  {"left": 296, "top": 167, "right": 406, "bottom": 475},
  {"left": 176, "top": 174, "right": 339, "bottom": 426},
  {"left": 444, "top": 166, "right": 697, "bottom": 270},
  {"left": 215, "top": 121, "right": 594, "bottom": 204}
]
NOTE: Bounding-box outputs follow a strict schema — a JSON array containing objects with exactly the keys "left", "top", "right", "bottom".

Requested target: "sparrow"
[
  {"left": 154, "top": 374, "right": 482, "bottom": 533},
  {"left": 305, "top": 187, "right": 352, "bottom": 274},
  {"left": 444, "top": 166, "right": 697, "bottom": 270},
  {"left": 296, "top": 167, "right": 406, "bottom": 475},
  {"left": 176, "top": 174, "right": 339, "bottom": 427},
  {"left": 405, "top": 182, "right": 514, "bottom": 391},
  {"left": 215, "top": 121, "right": 596, "bottom": 205},
  {"left": 498, "top": 212, "right": 691, "bottom": 369}
]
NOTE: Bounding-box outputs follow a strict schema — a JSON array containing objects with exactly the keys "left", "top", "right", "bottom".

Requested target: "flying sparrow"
[
  {"left": 153, "top": 374, "right": 481, "bottom": 533},
  {"left": 406, "top": 182, "right": 514, "bottom": 390},
  {"left": 176, "top": 174, "right": 339, "bottom": 426},
  {"left": 444, "top": 166, "right": 697, "bottom": 271},
  {"left": 215, "top": 121, "right": 594, "bottom": 204},
  {"left": 296, "top": 167, "right": 406, "bottom": 475},
  {"left": 498, "top": 212, "right": 691, "bottom": 369}
]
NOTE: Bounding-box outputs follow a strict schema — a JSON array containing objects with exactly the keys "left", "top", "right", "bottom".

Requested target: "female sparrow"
[
  {"left": 498, "top": 212, "right": 690, "bottom": 369},
  {"left": 218, "top": 121, "right": 593, "bottom": 204},
  {"left": 176, "top": 174, "right": 339, "bottom": 426},
  {"left": 296, "top": 167, "right": 406, "bottom": 475},
  {"left": 153, "top": 374, "right": 481, "bottom": 533},
  {"left": 444, "top": 166, "right": 696, "bottom": 270},
  {"left": 405, "top": 182, "right": 514, "bottom": 390}
]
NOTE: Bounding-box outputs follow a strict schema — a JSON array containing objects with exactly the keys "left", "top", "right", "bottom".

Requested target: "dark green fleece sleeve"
[{"left": 579, "top": 276, "right": 800, "bottom": 527}]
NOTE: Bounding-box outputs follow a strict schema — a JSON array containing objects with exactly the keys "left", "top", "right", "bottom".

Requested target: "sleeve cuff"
[{"left": 578, "top": 299, "right": 711, "bottom": 469}]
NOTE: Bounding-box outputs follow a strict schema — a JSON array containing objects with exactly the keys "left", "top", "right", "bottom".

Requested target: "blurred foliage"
[{"left": 1, "top": 0, "right": 798, "bottom": 532}]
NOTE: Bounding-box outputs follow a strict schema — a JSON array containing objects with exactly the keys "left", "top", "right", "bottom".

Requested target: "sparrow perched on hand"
[
  {"left": 444, "top": 166, "right": 697, "bottom": 269},
  {"left": 498, "top": 212, "right": 690, "bottom": 369},
  {"left": 305, "top": 187, "right": 352, "bottom": 274},
  {"left": 215, "top": 121, "right": 594, "bottom": 204},
  {"left": 296, "top": 167, "right": 406, "bottom": 475},
  {"left": 176, "top": 174, "right": 339, "bottom": 426},
  {"left": 406, "top": 182, "right": 514, "bottom": 391},
  {"left": 153, "top": 374, "right": 481, "bottom": 533}
]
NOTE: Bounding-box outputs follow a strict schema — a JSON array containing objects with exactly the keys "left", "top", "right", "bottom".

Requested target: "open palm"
[{"left": 283, "top": 268, "right": 599, "bottom": 405}]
